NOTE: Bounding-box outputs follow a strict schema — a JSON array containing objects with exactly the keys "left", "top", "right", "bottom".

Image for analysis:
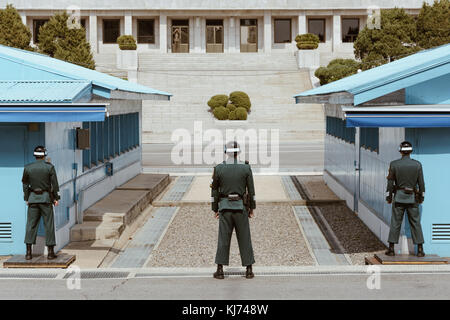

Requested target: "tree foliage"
[
  {"left": 38, "top": 12, "right": 95, "bottom": 69},
  {"left": 314, "top": 59, "right": 361, "bottom": 85},
  {"left": 354, "top": 8, "right": 419, "bottom": 70},
  {"left": 0, "top": 4, "right": 32, "bottom": 50},
  {"left": 416, "top": 0, "right": 450, "bottom": 49}
]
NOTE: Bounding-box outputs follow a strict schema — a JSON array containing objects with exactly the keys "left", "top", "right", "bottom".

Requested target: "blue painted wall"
[
  {"left": 406, "top": 128, "right": 450, "bottom": 256},
  {"left": 0, "top": 123, "right": 44, "bottom": 255}
]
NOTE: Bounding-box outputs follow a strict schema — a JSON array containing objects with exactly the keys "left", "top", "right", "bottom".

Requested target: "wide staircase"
[{"left": 96, "top": 52, "right": 325, "bottom": 143}]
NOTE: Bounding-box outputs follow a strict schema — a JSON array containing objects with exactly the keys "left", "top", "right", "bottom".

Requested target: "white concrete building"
[{"left": 3, "top": 0, "right": 430, "bottom": 65}]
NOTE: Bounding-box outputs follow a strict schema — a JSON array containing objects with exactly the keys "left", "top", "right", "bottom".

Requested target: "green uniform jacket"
[
  {"left": 386, "top": 155, "right": 425, "bottom": 204},
  {"left": 22, "top": 159, "right": 60, "bottom": 204},
  {"left": 211, "top": 158, "right": 256, "bottom": 212}
]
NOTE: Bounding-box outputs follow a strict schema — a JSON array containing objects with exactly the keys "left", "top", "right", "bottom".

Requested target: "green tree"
[
  {"left": 354, "top": 8, "right": 419, "bottom": 70},
  {"left": 38, "top": 12, "right": 95, "bottom": 69},
  {"left": 314, "top": 59, "right": 361, "bottom": 85},
  {"left": 0, "top": 4, "right": 32, "bottom": 50},
  {"left": 416, "top": 0, "right": 450, "bottom": 49}
]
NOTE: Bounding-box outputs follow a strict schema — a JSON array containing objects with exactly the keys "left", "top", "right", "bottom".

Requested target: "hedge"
[
  {"left": 229, "top": 91, "right": 251, "bottom": 111},
  {"left": 314, "top": 59, "right": 361, "bottom": 85},
  {"left": 117, "top": 35, "right": 137, "bottom": 50},
  {"left": 208, "top": 94, "right": 229, "bottom": 109},
  {"left": 295, "top": 33, "right": 319, "bottom": 50},
  {"left": 213, "top": 106, "right": 230, "bottom": 120},
  {"left": 235, "top": 107, "right": 248, "bottom": 120},
  {"left": 226, "top": 103, "right": 236, "bottom": 112}
]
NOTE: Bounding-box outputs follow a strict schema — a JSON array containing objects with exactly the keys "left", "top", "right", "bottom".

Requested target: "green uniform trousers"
[
  {"left": 25, "top": 203, "right": 56, "bottom": 246},
  {"left": 215, "top": 209, "right": 255, "bottom": 266},
  {"left": 388, "top": 202, "right": 424, "bottom": 244}
]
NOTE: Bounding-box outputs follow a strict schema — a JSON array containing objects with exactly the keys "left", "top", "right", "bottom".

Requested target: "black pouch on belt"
[
  {"left": 33, "top": 188, "right": 44, "bottom": 195},
  {"left": 227, "top": 194, "right": 241, "bottom": 201}
]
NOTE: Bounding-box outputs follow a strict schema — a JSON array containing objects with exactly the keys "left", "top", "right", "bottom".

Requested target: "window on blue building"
[
  {"left": 326, "top": 116, "right": 355, "bottom": 144},
  {"left": 82, "top": 112, "right": 139, "bottom": 170},
  {"left": 360, "top": 127, "right": 379, "bottom": 153}
]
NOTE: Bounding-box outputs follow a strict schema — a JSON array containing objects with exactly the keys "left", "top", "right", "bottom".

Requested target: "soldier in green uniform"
[
  {"left": 211, "top": 141, "right": 256, "bottom": 279},
  {"left": 22, "top": 146, "right": 60, "bottom": 260},
  {"left": 385, "top": 141, "right": 425, "bottom": 257}
]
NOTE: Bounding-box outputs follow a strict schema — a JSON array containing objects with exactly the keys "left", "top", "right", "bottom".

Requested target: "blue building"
[
  {"left": 0, "top": 44, "right": 171, "bottom": 255},
  {"left": 295, "top": 43, "right": 450, "bottom": 256}
]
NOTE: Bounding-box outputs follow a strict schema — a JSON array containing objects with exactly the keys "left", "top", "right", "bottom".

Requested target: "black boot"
[
  {"left": 47, "top": 246, "right": 57, "bottom": 260},
  {"left": 245, "top": 265, "right": 254, "bottom": 279},
  {"left": 25, "top": 244, "right": 32, "bottom": 260},
  {"left": 417, "top": 244, "right": 425, "bottom": 257},
  {"left": 213, "top": 264, "right": 224, "bottom": 279},
  {"left": 385, "top": 242, "right": 395, "bottom": 256}
]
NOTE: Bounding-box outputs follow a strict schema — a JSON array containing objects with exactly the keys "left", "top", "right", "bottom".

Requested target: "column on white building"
[
  {"left": 20, "top": 11, "right": 26, "bottom": 26},
  {"left": 193, "top": 17, "right": 201, "bottom": 52},
  {"left": 263, "top": 11, "right": 272, "bottom": 53},
  {"left": 297, "top": 12, "right": 307, "bottom": 36},
  {"left": 332, "top": 13, "right": 341, "bottom": 52},
  {"left": 124, "top": 12, "right": 132, "bottom": 35},
  {"left": 160, "top": 14, "right": 167, "bottom": 53},
  {"left": 228, "top": 16, "right": 236, "bottom": 53},
  {"left": 89, "top": 13, "right": 98, "bottom": 54}
]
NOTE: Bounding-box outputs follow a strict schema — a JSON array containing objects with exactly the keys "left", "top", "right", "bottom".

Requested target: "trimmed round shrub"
[
  {"left": 226, "top": 103, "right": 236, "bottom": 112},
  {"left": 228, "top": 110, "right": 237, "bottom": 120},
  {"left": 213, "top": 106, "right": 230, "bottom": 120},
  {"left": 117, "top": 35, "right": 137, "bottom": 50},
  {"left": 229, "top": 91, "right": 251, "bottom": 111},
  {"left": 207, "top": 94, "right": 229, "bottom": 109},
  {"left": 314, "top": 58, "right": 361, "bottom": 85},
  {"left": 235, "top": 107, "right": 248, "bottom": 120},
  {"left": 295, "top": 33, "right": 319, "bottom": 50}
]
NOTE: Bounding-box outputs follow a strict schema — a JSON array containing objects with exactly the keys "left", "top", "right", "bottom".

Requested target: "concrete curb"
[
  {"left": 152, "top": 199, "right": 346, "bottom": 207},
  {"left": 3, "top": 265, "right": 450, "bottom": 279}
]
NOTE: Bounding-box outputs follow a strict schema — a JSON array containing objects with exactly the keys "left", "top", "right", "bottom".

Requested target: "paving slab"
[
  {"left": 117, "top": 174, "right": 169, "bottom": 191},
  {"left": 182, "top": 176, "right": 289, "bottom": 202},
  {"left": 60, "top": 240, "right": 115, "bottom": 269}
]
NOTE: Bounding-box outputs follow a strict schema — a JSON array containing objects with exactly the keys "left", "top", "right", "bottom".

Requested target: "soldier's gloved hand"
[
  {"left": 386, "top": 195, "right": 392, "bottom": 204},
  {"left": 419, "top": 196, "right": 424, "bottom": 204}
]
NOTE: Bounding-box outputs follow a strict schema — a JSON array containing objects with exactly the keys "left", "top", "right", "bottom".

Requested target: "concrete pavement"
[{"left": 2, "top": 266, "right": 450, "bottom": 299}]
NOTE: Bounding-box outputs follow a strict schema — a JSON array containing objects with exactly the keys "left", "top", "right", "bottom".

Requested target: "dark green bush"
[
  {"left": 229, "top": 91, "right": 251, "bottom": 111},
  {"left": 235, "top": 107, "right": 248, "bottom": 120},
  {"left": 117, "top": 35, "right": 137, "bottom": 50},
  {"left": 226, "top": 103, "right": 236, "bottom": 112},
  {"left": 228, "top": 110, "right": 237, "bottom": 120},
  {"left": 207, "top": 94, "right": 229, "bottom": 109},
  {"left": 295, "top": 33, "right": 319, "bottom": 50},
  {"left": 213, "top": 106, "right": 230, "bottom": 120},
  {"left": 314, "top": 58, "right": 361, "bottom": 85}
]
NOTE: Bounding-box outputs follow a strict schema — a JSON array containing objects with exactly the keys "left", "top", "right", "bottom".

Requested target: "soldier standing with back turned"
[
  {"left": 385, "top": 141, "right": 425, "bottom": 257},
  {"left": 22, "top": 146, "right": 60, "bottom": 260},
  {"left": 211, "top": 141, "right": 256, "bottom": 279}
]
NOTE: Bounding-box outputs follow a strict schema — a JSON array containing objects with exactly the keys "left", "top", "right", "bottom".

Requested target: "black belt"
[{"left": 31, "top": 188, "right": 49, "bottom": 195}]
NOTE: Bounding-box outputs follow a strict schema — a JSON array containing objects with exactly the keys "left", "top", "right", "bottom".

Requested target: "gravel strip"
[
  {"left": 296, "top": 175, "right": 386, "bottom": 265},
  {"left": 316, "top": 205, "right": 386, "bottom": 265},
  {"left": 296, "top": 175, "right": 340, "bottom": 200},
  {"left": 146, "top": 204, "right": 314, "bottom": 267}
]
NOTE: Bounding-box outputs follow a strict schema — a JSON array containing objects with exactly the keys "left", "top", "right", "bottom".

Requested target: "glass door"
[
  {"left": 172, "top": 20, "right": 189, "bottom": 53},
  {"left": 240, "top": 19, "right": 258, "bottom": 52},
  {"left": 206, "top": 20, "right": 223, "bottom": 53}
]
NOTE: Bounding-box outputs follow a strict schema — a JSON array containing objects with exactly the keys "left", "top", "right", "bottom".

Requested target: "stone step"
[
  {"left": 70, "top": 221, "right": 125, "bottom": 242},
  {"left": 70, "top": 174, "right": 170, "bottom": 242}
]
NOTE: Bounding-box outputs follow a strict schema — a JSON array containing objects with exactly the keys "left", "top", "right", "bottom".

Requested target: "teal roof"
[
  {"left": 295, "top": 43, "right": 450, "bottom": 106},
  {"left": 0, "top": 80, "right": 91, "bottom": 103},
  {"left": 0, "top": 44, "right": 171, "bottom": 99}
]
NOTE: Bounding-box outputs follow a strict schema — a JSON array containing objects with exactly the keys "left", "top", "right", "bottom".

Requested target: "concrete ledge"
[{"left": 152, "top": 199, "right": 345, "bottom": 207}]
